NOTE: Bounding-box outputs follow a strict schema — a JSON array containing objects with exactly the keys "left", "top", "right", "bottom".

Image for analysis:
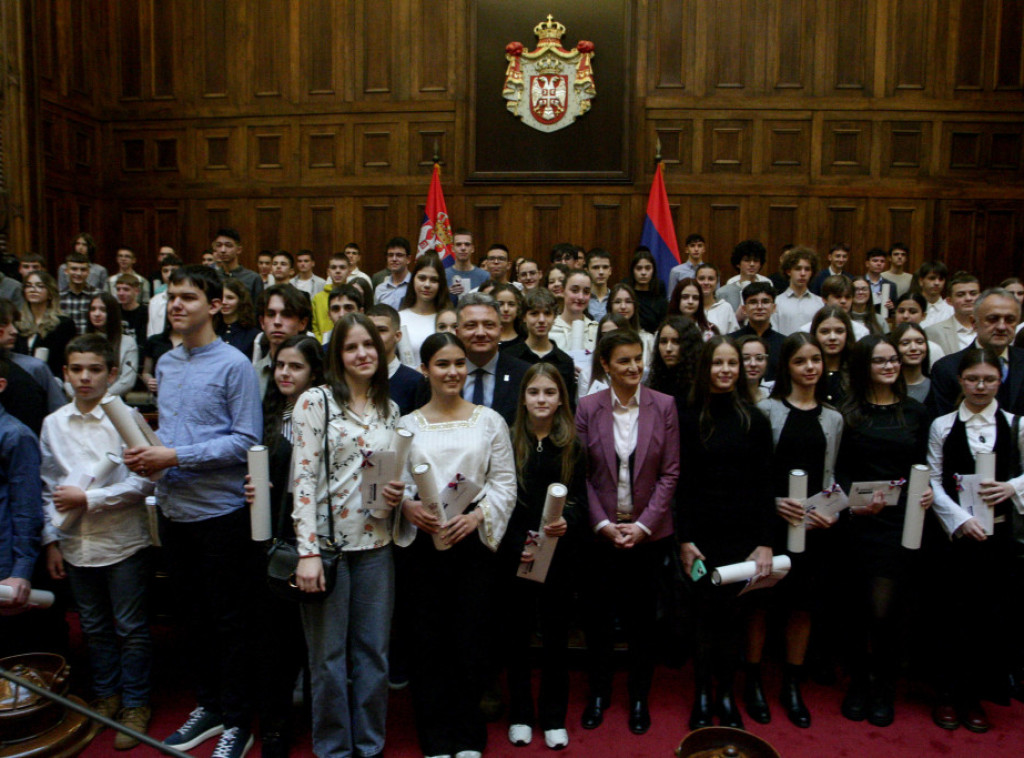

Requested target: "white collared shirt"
[
  {"left": 772, "top": 289, "right": 824, "bottom": 336},
  {"left": 954, "top": 320, "right": 977, "bottom": 350},
  {"left": 387, "top": 356, "right": 402, "bottom": 379},
  {"left": 592, "top": 387, "right": 651, "bottom": 536},
  {"left": 959, "top": 399, "right": 999, "bottom": 455},
  {"left": 40, "top": 401, "right": 153, "bottom": 567},
  {"left": 921, "top": 298, "right": 954, "bottom": 328}
]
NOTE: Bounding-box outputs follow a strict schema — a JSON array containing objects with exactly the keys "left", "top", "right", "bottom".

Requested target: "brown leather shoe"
[
  {"left": 114, "top": 705, "right": 152, "bottom": 750},
  {"left": 91, "top": 693, "right": 122, "bottom": 721},
  {"left": 961, "top": 703, "right": 990, "bottom": 734},
  {"left": 931, "top": 703, "right": 959, "bottom": 730}
]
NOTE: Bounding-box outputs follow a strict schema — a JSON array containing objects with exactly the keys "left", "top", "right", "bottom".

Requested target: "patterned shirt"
[{"left": 59, "top": 286, "right": 99, "bottom": 334}]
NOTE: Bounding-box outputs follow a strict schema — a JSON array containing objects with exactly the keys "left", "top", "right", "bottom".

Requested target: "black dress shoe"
[
  {"left": 581, "top": 696, "right": 609, "bottom": 730},
  {"left": 841, "top": 681, "right": 867, "bottom": 722},
  {"left": 716, "top": 690, "right": 744, "bottom": 730},
  {"left": 260, "top": 731, "right": 289, "bottom": 758},
  {"left": 743, "top": 666, "right": 771, "bottom": 724},
  {"left": 628, "top": 700, "right": 651, "bottom": 735},
  {"left": 780, "top": 667, "right": 811, "bottom": 728},
  {"left": 689, "top": 685, "right": 714, "bottom": 730},
  {"left": 866, "top": 693, "right": 894, "bottom": 727},
  {"left": 932, "top": 703, "right": 960, "bottom": 730}
]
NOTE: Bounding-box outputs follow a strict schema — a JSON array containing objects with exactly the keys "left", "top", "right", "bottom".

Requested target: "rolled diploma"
[
  {"left": 33, "top": 347, "right": 49, "bottom": 363},
  {"left": 248, "top": 446, "right": 272, "bottom": 541},
  {"left": 569, "top": 319, "right": 585, "bottom": 351},
  {"left": 412, "top": 463, "right": 449, "bottom": 551},
  {"left": 371, "top": 429, "right": 414, "bottom": 519},
  {"left": 975, "top": 451, "right": 996, "bottom": 535},
  {"left": 54, "top": 452, "right": 122, "bottom": 531},
  {"left": 0, "top": 586, "right": 55, "bottom": 609},
  {"left": 712, "top": 555, "right": 792, "bottom": 586},
  {"left": 101, "top": 395, "right": 149, "bottom": 449},
  {"left": 900, "top": 464, "right": 930, "bottom": 549},
  {"left": 541, "top": 483, "right": 568, "bottom": 525},
  {"left": 787, "top": 469, "right": 807, "bottom": 554}
]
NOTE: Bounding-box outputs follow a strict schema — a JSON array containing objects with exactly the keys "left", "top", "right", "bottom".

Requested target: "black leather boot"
[
  {"left": 742, "top": 663, "right": 771, "bottom": 724},
  {"left": 780, "top": 664, "right": 811, "bottom": 728},
  {"left": 716, "top": 687, "right": 744, "bottom": 730},
  {"left": 689, "top": 681, "right": 714, "bottom": 730}
]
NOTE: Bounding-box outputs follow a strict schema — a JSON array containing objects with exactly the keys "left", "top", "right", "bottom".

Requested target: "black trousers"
[
  {"left": 692, "top": 576, "right": 747, "bottom": 691},
  {"left": 405, "top": 532, "right": 496, "bottom": 756},
  {"left": 580, "top": 537, "right": 666, "bottom": 702},
  {"left": 161, "top": 508, "right": 255, "bottom": 729}
]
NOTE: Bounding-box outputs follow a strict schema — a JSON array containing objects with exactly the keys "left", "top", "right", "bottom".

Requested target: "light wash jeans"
[{"left": 301, "top": 545, "right": 394, "bottom": 758}]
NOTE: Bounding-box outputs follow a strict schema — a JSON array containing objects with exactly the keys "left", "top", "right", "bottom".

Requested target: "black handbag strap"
[{"left": 318, "top": 388, "right": 337, "bottom": 547}]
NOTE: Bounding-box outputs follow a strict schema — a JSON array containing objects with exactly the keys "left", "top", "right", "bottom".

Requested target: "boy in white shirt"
[{"left": 41, "top": 334, "right": 154, "bottom": 748}]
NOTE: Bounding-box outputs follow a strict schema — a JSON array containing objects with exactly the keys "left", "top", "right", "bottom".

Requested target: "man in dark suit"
[
  {"left": 863, "top": 247, "right": 898, "bottom": 317},
  {"left": 365, "top": 304, "right": 421, "bottom": 416},
  {"left": 929, "top": 288, "right": 1024, "bottom": 415},
  {"left": 454, "top": 292, "right": 530, "bottom": 427}
]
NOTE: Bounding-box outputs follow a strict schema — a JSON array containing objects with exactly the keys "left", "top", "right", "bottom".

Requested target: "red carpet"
[{"left": 78, "top": 655, "right": 1024, "bottom": 757}]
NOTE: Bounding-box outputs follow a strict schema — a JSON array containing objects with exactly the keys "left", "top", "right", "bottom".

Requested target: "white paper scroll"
[
  {"left": 848, "top": 480, "right": 902, "bottom": 508},
  {"left": 0, "top": 586, "right": 55, "bottom": 609},
  {"left": 804, "top": 485, "right": 849, "bottom": 520},
  {"left": 368, "top": 429, "right": 415, "bottom": 519},
  {"left": 33, "top": 347, "right": 49, "bottom": 363},
  {"left": 975, "top": 451, "right": 996, "bottom": 535},
  {"left": 787, "top": 469, "right": 807, "bottom": 554},
  {"left": 900, "top": 464, "right": 931, "bottom": 550},
  {"left": 248, "top": 446, "right": 272, "bottom": 541},
  {"left": 569, "top": 319, "right": 585, "bottom": 351},
  {"left": 100, "top": 396, "right": 164, "bottom": 481},
  {"left": 52, "top": 452, "right": 122, "bottom": 532},
  {"left": 712, "top": 555, "right": 792, "bottom": 586},
  {"left": 412, "top": 463, "right": 449, "bottom": 551},
  {"left": 517, "top": 483, "right": 568, "bottom": 584}
]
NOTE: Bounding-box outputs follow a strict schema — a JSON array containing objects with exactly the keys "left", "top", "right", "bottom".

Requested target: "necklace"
[{"left": 536, "top": 438, "right": 544, "bottom": 453}]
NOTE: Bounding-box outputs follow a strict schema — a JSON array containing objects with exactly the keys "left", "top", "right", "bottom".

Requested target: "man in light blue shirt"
[
  {"left": 374, "top": 236, "right": 413, "bottom": 310},
  {"left": 124, "top": 265, "right": 261, "bottom": 758}
]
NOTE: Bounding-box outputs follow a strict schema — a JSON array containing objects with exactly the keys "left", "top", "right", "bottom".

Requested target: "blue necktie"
[
  {"left": 472, "top": 368, "right": 486, "bottom": 405},
  {"left": 1001, "top": 357, "right": 1009, "bottom": 383}
]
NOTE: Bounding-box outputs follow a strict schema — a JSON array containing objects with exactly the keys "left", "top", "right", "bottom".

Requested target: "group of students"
[{"left": 2, "top": 235, "right": 1024, "bottom": 758}]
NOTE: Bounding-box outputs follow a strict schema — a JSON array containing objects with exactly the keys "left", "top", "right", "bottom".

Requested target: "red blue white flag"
[
  {"left": 417, "top": 163, "right": 454, "bottom": 266},
  {"left": 639, "top": 162, "right": 681, "bottom": 291}
]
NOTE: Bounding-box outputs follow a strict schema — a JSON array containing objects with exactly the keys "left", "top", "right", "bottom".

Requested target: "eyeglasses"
[
  {"left": 962, "top": 376, "right": 998, "bottom": 387},
  {"left": 485, "top": 256, "right": 508, "bottom": 263},
  {"left": 870, "top": 356, "right": 902, "bottom": 366}
]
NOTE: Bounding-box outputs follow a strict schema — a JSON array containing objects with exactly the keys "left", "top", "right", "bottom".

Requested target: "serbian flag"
[
  {"left": 639, "top": 162, "right": 681, "bottom": 291},
  {"left": 417, "top": 162, "right": 454, "bottom": 266}
]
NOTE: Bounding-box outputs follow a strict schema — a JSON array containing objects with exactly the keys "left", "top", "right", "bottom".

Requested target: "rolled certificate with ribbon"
[
  {"left": 787, "top": 469, "right": 807, "bottom": 554},
  {"left": 412, "top": 463, "right": 449, "bottom": 551},
  {"left": 100, "top": 395, "right": 149, "bottom": 448},
  {"left": 370, "top": 429, "right": 415, "bottom": 519},
  {"left": 0, "top": 586, "right": 56, "bottom": 609},
  {"left": 53, "top": 452, "right": 123, "bottom": 531},
  {"left": 248, "top": 445, "right": 272, "bottom": 541},
  {"left": 569, "top": 319, "right": 585, "bottom": 351},
  {"left": 712, "top": 555, "right": 792, "bottom": 586},
  {"left": 900, "top": 463, "right": 930, "bottom": 549},
  {"left": 518, "top": 483, "right": 569, "bottom": 583},
  {"left": 976, "top": 451, "right": 996, "bottom": 535},
  {"left": 542, "top": 483, "right": 568, "bottom": 525},
  {"left": 33, "top": 347, "right": 49, "bottom": 363}
]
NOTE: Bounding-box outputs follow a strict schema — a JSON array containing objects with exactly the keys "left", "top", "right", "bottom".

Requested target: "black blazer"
[
  {"left": 413, "top": 351, "right": 530, "bottom": 427},
  {"left": 389, "top": 363, "right": 423, "bottom": 417},
  {"left": 928, "top": 345, "right": 1024, "bottom": 416}
]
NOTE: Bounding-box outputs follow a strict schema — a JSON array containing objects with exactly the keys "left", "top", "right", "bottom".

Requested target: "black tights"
[{"left": 853, "top": 574, "right": 901, "bottom": 690}]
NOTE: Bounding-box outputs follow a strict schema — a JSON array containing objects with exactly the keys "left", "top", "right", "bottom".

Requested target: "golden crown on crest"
[{"left": 533, "top": 14, "right": 566, "bottom": 42}]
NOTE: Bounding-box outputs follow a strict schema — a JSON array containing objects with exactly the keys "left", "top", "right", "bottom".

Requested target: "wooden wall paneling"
[
  {"left": 355, "top": 0, "right": 398, "bottom": 100},
  {"left": 649, "top": 119, "right": 694, "bottom": 175},
  {"left": 150, "top": 0, "right": 176, "bottom": 99},
  {"left": 197, "top": 0, "right": 231, "bottom": 101},
  {"left": 525, "top": 197, "right": 574, "bottom": 266},
  {"left": 886, "top": 0, "right": 935, "bottom": 96},
  {"left": 703, "top": 0, "right": 762, "bottom": 94},
  {"left": 940, "top": 120, "right": 1024, "bottom": 175},
  {"left": 189, "top": 199, "right": 246, "bottom": 264},
  {"left": 761, "top": 119, "right": 811, "bottom": 174},
  {"left": 34, "top": 0, "right": 57, "bottom": 92},
  {"left": 66, "top": 0, "right": 91, "bottom": 99},
  {"left": 819, "top": 198, "right": 868, "bottom": 257},
  {"left": 881, "top": 119, "right": 933, "bottom": 177},
  {"left": 689, "top": 196, "right": 748, "bottom": 269},
  {"left": 938, "top": 201, "right": 1024, "bottom": 284},
  {"left": 868, "top": 198, "right": 927, "bottom": 269},
  {"left": 408, "top": 120, "right": 454, "bottom": 175},
  {"left": 994, "top": 0, "right": 1024, "bottom": 91},
  {"left": 581, "top": 196, "right": 630, "bottom": 255},
  {"left": 760, "top": 198, "right": 810, "bottom": 263},
  {"left": 410, "top": 0, "right": 454, "bottom": 98},
  {"left": 647, "top": 0, "right": 699, "bottom": 95},
  {"left": 354, "top": 122, "right": 402, "bottom": 177},
  {"left": 120, "top": 207, "right": 148, "bottom": 255},
  {"left": 937, "top": 202, "right": 980, "bottom": 274},
  {"left": 154, "top": 206, "right": 184, "bottom": 255},
  {"left": 766, "top": 0, "right": 814, "bottom": 93},
  {"left": 821, "top": 119, "right": 873, "bottom": 176},
  {"left": 300, "top": 123, "right": 349, "bottom": 184},
  {"left": 982, "top": 205, "right": 1024, "bottom": 282},
  {"left": 117, "top": 0, "right": 143, "bottom": 101},
  {"left": 467, "top": 196, "right": 508, "bottom": 254},
  {"left": 300, "top": 0, "right": 345, "bottom": 102},
  {"left": 353, "top": 197, "right": 404, "bottom": 273},
  {"left": 820, "top": 0, "right": 877, "bottom": 97},
  {"left": 254, "top": 201, "right": 299, "bottom": 258},
  {"left": 702, "top": 119, "right": 753, "bottom": 174},
  {"left": 950, "top": 0, "right": 987, "bottom": 94},
  {"left": 248, "top": 0, "right": 291, "bottom": 103},
  {"left": 247, "top": 124, "right": 297, "bottom": 183},
  {"left": 302, "top": 199, "right": 355, "bottom": 264},
  {"left": 149, "top": 129, "right": 187, "bottom": 177}
]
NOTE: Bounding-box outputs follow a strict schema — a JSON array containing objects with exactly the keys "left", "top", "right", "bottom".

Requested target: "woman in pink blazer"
[{"left": 575, "top": 329, "right": 680, "bottom": 736}]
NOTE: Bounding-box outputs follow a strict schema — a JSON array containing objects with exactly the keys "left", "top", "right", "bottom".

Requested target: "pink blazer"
[{"left": 575, "top": 387, "right": 679, "bottom": 542}]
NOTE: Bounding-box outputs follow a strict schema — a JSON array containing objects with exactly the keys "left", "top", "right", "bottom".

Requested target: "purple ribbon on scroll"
[
  {"left": 360, "top": 450, "right": 375, "bottom": 469},
  {"left": 447, "top": 473, "right": 466, "bottom": 491},
  {"left": 954, "top": 473, "right": 965, "bottom": 492},
  {"left": 821, "top": 483, "right": 842, "bottom": 496},
  {"left": 889, "top": 478, "right": 907, "bottom": 489}
]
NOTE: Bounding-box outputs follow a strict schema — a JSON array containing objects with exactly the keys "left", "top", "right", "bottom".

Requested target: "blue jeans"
[
  {"left": 66, "top": 549, "right": 152, "bottom": 707},
  {"left": 301, "top": 545, "right": 394, "bottom": 758}
]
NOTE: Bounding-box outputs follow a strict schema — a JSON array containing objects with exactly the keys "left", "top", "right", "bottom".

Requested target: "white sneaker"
[
  {"left": 508, "top": 723, "right": 533, "bottom": 746},
  {"left": 544, "top": 728, "right": 569, "bottom": 749},
  {"left": 455, "top": 752, "right": 483, "bottom": 758},
  {"left": 424, "top": 755, "right": 452, "bottom": 758}
]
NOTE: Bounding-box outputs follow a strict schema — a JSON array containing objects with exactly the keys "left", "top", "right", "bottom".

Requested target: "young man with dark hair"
[
  {"left": 123, "top": 265, "right": 261, "bottom": 758},
  {"left": 930, "top": 272, "right": 980, "bottom": 356},
  {"left": 108, "top": 246, "right": 151, "bottom": 304},
  {"left": 668, "top": 233, "right": 706, "bottom": 294},
  {"left": 115, "top": 274, "right": 149, "bottom": 340},
  {"left": 253, "top": 284, "right": 312, "bottom": 397},
  {"left": 809, "top": 243, "right": 852, "bottom": 295},
  {"left": 882, "top": 243, "right": 913, "bottom": 297},
  {"left": 256, "top": 251, "right": 275, "bottom": 287},
  {"left": 311, "top": 252, "right": 351, "bottom": 341},
  {"left": 516, "top": 259, "right": 541, "bottom": 292},
  {"left": 447, "top": 229, "right": 489, "bottom": 298},
  {"left": 58, "top": 233, "right": 109, "bottom": 293},
  {"left": 586, "top": 248, "right": 613, "bottom": 320},
  {"left": 771, "top": 247, "right": 822, "bottom": 336},
  {"left": 213, "top": 228, "right": 262, "bottom": 304},
  {"left": 769, "top": 244, "right": 794, "bottom": 295},
  {"left": 798, "top": 276, "right": 870, "bottom": 340},
  {"left": 148, "top": 254, "right": 183, "bottom": 337},
  {"left": 366, "top": 303, "right": 421, "bottom": 416},
  {"left": 504, "top": 288, "right": 577, "bottom": 404},
  {"left": 344, "top": 243, "right": 372, "bottom": 287},
  {"left": 717, "top": 240, "right": 771, "bottom": 310},
  {"left": 0, "top": 348, "right": 43, "bottom": 650},
  {"left": 863, "top": 247, "right": 897, "bottom": 316},
  {"left": 291, "top": 250, "right": 326, "bottom": 300},
  {"left": 482, "top": 244, "right": 513, "bottom": 287},
  {"left": 374, "top": 237, "right": 413, "bottom": 310},
  {"left": 549, "top": 243, "right": 577, "bottom": 268},
  {"left": 729, "top": 282, "right": 786, "bottom": 381},
  {"left": 40, "top": 333, "right": 155, "bottom": 747},
  {"left": 916, "top": 261, "right": 953, "bottom": 328},
  {"left": 18, "top": 253, "right": 45, "bottom": 280},
  {"left": 320, "top": 285, "right": 364, "bottom": 345},
  {"left": 60, "top": 252, "right": 98, "bottom": 334},
  {"left": 270, "top": 251, "right": 294, "bottom": 285},
  {"left": 151, "top": 246, "right": 176, "bottom": 296}
]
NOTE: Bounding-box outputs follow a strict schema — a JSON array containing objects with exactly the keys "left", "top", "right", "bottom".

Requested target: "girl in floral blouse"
[{"left": 290, "top": 313, "right": 403, "bottom": 758}]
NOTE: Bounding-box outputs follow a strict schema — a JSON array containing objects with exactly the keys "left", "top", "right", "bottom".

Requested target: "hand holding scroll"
[
  {"left": 123, "top": 445, "right": 177, "bottom": 476},
  {"left": 543, "top": 516, "right": 567, "bottom": 538},
  {"left": 746, "top": 545, "right": 774, "bottom": 578},
  {"left": 402, "top": 499, "right": 441, "bottom": 534},
  {"left": 979, "top": 480, "right": 1014, "bottom": 506},
  {"left": 53, "top": 485, "right": 87, "bottom": 512}
]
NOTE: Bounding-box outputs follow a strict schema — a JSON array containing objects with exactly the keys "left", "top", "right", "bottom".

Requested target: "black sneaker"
[
  {"left": 164, "top": 706, "right": 224, "bottom": 750},
  {"left": 211, "top": 726, "right": 254, "bottom": 758}
]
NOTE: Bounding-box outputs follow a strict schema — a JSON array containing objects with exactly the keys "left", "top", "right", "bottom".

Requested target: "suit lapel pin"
[{"left": 503, "top": 374, "right": 509, "bottom": 382}]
